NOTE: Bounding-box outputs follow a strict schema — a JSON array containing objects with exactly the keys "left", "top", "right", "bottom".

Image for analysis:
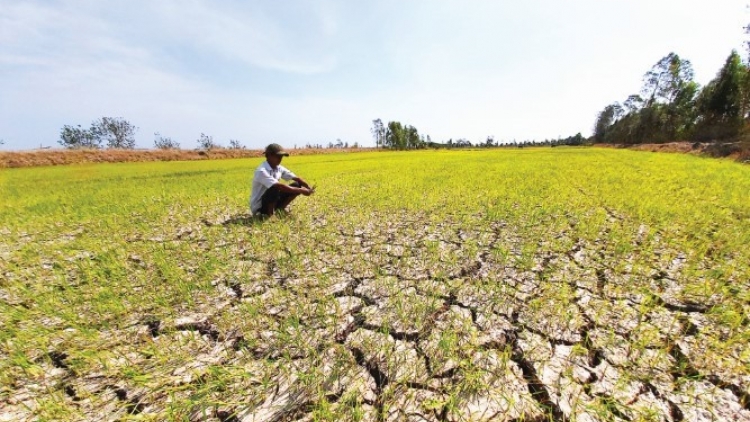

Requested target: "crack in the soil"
[
  {"left": 348, "top": 346, "right": 388, "bottom": 421},
  {"left": 113, "top": 387, "right": 146, "bottom": 415},
  {"left": 706, "top": 375, "right": 750, "bottom": 412},
  {"left": 143, "top": 317, "right": 162, "bottom": 337},
  {"left": 226, "top": 280, "right": 243, "bottom": 299},
  {"left": 216, "top": 409, "right": 241, "bottom": 422},
  {"left": 335, "top": 312, "right": 366, "bottom": 344},
  {"left": 174, "top": 319, "right": 221, "bottom": 342},
  {"left": 332, "top": 277, "right": 377, "bottom": 307},
  {"left": 648, "top": 293, "right": 710, "bottom": 314},
  {"left": 64, "top": 384, "right": 80, "bottom": 402},
  {"left": 516, "top": 322, "right": 579, "bottom": 347},
  {"left": 599, "top": 394, "right": 633, "bottom": 421},
  {"left": 48, "top": 351, "right": 69, "bottom": 369},
  {"left": 667, "top": 342, "right": 750, "bottom": 412},
  {"left": 509, "top": 333, "right": 568, "bottom": 422},
  {"left": 595, "top": 268, "right": 606, "bottom": 293},
  {"left": 446, "top": 296, "right": 478, "bottom": 325},
  {"left": 573, "top": 302, "right": 605, "bottom": 370},
  {"left": 458, "top": 260, "right": 483, "bottom": 278},
  {"left": 644, "top": 383, "right": 684, "bottom": 422},
  {"left": 372, "top": 324, "right": 419, "bottom": 342}
]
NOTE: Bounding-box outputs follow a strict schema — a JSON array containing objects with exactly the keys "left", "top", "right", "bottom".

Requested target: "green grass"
[{"left": 1, "top": 148, "right": 749, "bottom": 421}]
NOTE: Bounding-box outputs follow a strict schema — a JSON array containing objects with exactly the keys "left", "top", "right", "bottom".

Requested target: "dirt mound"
[
  {"left": 0, "top": 147, "right": 375, "bottom": 168},
  {"left": 596, "top": 141, "right": 750, "bottom": 162}
]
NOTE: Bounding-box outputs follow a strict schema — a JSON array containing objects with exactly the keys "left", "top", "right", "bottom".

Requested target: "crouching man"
[{"left": 250, "top": 143, "right": 314, "bottom": 217}]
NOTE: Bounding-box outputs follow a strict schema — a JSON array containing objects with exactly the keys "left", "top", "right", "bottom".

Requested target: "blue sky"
[{"left": 1, "top": 0, "right": 747, "bottom": 150}]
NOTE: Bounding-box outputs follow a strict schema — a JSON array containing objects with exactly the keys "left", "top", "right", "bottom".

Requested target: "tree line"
[
  {"left": 58, "top": 117, "right": 246, "bottom": 150},
  {"left": 371, "top": 118, "right": 586, "bottom": 150},
  {"left": 370, "top": 119, "right": 432, "bottom": 150},
  {"left": 594, "top": 31, "right": 750, "bottom": 145}
]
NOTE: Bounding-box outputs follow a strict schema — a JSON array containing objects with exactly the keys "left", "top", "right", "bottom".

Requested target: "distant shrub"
[
  {"left": 59, "top": 117, "right": 137, "bottom": 149},
  {"left": 91, "top": 117, "right": 137, "bottom": 149},
  {"left": 154, "top": 132, "right": 180, "bottom": 150},
  {"left": 197, "top": 133, "right": 218, "bottom": 150},
  {"left": 229, "top": 139, "right": 245, "bottom": 150},
  {"left": 59, "top": 125, "right": 101, "bottom": 149}
]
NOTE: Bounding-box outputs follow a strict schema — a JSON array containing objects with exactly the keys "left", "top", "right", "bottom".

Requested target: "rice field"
[{"left": 1, "top": 148, "right": 749, "bottom": 421}]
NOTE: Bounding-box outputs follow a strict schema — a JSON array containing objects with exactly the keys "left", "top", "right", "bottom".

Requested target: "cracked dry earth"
[{"left": 3, "top": 208, "right": 750, "bottom": 421}]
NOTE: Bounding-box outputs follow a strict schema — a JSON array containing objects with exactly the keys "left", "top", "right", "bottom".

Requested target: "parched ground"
[{"left": 2, "top": 202, "right": 748, "bottom": 421}]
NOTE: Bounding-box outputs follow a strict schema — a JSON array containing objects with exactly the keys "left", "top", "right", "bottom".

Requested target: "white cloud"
[{"left": 142, "top": 0, "right": 340, "bottom": 74}]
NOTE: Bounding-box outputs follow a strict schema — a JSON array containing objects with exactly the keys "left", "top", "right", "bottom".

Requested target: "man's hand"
[
  {"left": 293, "top": 177, "right": 311, "bottom": 190},
  {"left": 300, "top": 187, "right": 314, "bottom": 196}
]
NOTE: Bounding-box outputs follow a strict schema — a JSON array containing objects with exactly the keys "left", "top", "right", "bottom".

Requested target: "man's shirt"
[{"left": 250, "top": 161, "right": 296, "bottom": 214}]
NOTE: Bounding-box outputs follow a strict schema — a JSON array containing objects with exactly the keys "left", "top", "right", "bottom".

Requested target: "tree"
[
  {"left": 594, "top": 53, "right": 698, "bottom": 145},
  {"left": 59, "top": 125, "right": 100, "bottom": 149},
  {"left": 642, "top": 53, "right": 695, "bottom": 106},
  {"left": 593, "top": 103, "right": 619, "bottom": 143},
  {"left": 695, "top": 50, "right": 748, "bottom": 140},
  {"left": 229, "top": 139, "right": 244, "bottom": 149},
  {"left": 91, "top": 117, "right": 137, "bottom": 149},
  {"left": 666, "top": 80, "right": 699, "bottom": 139},
  {"left": 154, "top": 132, "right": 180, "bottom": 149},
  {"left": 623, "top": 95, "right": 644, "bottom": 114},
  {"left": 386, "top": 121, "right": 404, "bottom": 149},
  {"left": 197, "top": 133, "right": 217, "bottom": 150},
  {"left": 405, "top": 125, "right": 420, "bottom": 149},
  {"left": 371, "top": 119, "right": 386, "bottom": 148}
]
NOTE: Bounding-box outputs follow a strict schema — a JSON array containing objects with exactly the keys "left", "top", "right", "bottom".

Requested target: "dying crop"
[{"left": 1, "top": 148, "right": 749, "bottom": 421}]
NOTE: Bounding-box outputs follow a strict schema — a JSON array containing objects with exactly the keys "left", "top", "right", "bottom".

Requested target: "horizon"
[{"left": 1, "top": 0, "right": 748, "bottom": 151}]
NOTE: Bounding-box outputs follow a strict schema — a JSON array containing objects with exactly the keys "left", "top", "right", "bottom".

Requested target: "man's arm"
[
  {"left": 292, "top": 177, "right": 311, "bottom": 189},
  {"left": 273, "top": 181, "right": 313, "bottom": 196}
]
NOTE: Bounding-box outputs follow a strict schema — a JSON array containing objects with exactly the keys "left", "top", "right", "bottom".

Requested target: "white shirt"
[{"left": 249, "top": 161, "right": 297, "bottom": 214}]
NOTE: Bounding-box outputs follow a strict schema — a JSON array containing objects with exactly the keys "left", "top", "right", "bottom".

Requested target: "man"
[{"left": 250, "top": 143, "right": 314, "bottom": 217}]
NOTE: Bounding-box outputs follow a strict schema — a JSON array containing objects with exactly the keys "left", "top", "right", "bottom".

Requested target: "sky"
[{"left": 0, "top": 0, "right": 748, "bottom": 150}]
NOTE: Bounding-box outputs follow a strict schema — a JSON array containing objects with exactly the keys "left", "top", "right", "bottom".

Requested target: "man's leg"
[
  {"left": 260, "top": 185, "right": 283, "bottom": 216},
  {"left": 276, "top": 182, "right": 301, "bottom": 213},
  {"left": 260, "top": 183, "right": 301, "bottom": 216}
]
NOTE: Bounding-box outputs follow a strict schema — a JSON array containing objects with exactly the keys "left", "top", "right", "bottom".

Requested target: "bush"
[
  {"left": 197, "top": 133, "right": 217, "bottom": 150},
  {"left": 59, "top": 117, "right": 137, "bottom": 149},
  {"left": 154, "top": 133, "right": 180, "bottom": 150}
]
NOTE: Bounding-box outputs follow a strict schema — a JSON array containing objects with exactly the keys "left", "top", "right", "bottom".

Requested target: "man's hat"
[{"left": 264, "top": 143, "right": 290, "bottom": 156}]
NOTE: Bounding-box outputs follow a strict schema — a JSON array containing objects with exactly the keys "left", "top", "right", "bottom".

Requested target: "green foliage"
[
  {"left": 59, "top": 117, "right": 137, "bottom": 149},
  {"left": 642, "top": 53, "right": 695, "bottom": 106},
  {"left": 595, "top": 49, "right": 750, "bottom": 144},
  {"left": 694, "top": 50, "right": 747, "bottom": 141},
  {"left": 593, "top": 103, "right": 621, "bottom": 143},
  {"left": 153, "top": 132, "right": 180, "bottom": 149},
  {"left": 58, "top": 124, "right": 101, "bottom": 149},
  {"left": 371, "top": 119, "right": 385, "bottom": 148},
  {"left": 378, "top": 120, "right": 427, "bottom": 150},
  {"left": 91, "top": 117, "right": 138, "bottom": 149}
]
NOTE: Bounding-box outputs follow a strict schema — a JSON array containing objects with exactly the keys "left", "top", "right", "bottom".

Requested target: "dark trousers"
[{"left": 259, "top": 182, "right": 300, "bottom": 215}]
